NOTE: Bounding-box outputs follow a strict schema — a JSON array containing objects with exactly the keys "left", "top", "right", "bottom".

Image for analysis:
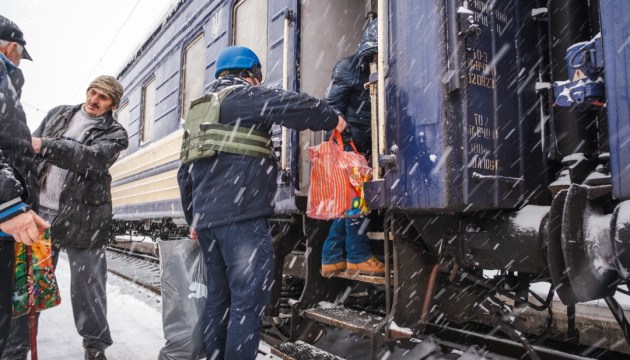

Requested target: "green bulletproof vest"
[{"left": 180, "top": 85, "right": 273, "bottom": 164}]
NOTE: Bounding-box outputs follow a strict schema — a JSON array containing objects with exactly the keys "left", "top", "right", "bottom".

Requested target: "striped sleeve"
[{"left": 0, "top": 197, "right": 30, "bottom": 225}]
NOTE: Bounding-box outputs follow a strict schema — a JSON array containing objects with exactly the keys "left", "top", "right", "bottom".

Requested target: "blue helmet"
[{"left": 214, "top": 46, "right": 261, "bottom": 79}]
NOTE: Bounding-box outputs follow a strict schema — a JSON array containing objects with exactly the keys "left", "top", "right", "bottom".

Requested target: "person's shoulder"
[
  {"left": 334, "top": 54, "right": 358, "bottom": 70},
  {"left": 105, "top": 113, "right": 127, "bottom": 133},
  {"left": 330, "top": 54, "right": 359, "bottom": 80},
  {"left": 254, "top": 84, "right": 307, "bottom": 102},
  {"left": 44, "top": 104, "right": 75, "bottom": 117}
]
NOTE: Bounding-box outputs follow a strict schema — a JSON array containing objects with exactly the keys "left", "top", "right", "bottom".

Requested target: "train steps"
[
  {"left": 319, "top": 231, "right": 394, "bottom": 285},
  {"left": 272, "top": 341, "right": 343, "bottom": 360},
  {"left": 320, "top": 270, "right": 392, "bottom": 285},
  {"left": 302, "top": 304, "right": 412, "bottom": 340}
]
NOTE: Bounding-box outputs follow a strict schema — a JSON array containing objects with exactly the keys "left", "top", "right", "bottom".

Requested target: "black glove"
[{"left": 340, "top": 123, "right": 353, "bottom": 144}]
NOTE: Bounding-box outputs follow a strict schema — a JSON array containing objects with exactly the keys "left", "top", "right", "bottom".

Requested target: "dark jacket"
[
  {"left": 0, "top": 54, "right": 38, "bottom": 239},
  {"left": 33, "top": 104, "right": 128, "bottom": 248},
  {"left": 178, "top": 76, "right": 339, "bottom": 229},
  {"left": 324, "top": 20, "right": 378, "bottom": 155}
]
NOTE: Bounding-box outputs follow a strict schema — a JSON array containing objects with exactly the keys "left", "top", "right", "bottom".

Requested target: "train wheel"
[{"left": 547, "top": 189, "right": 579, "bottom": 304}]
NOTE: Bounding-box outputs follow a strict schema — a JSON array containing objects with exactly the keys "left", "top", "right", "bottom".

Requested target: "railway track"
[{"left": 106, "top": 246, "right": 161, "bottom": 295}]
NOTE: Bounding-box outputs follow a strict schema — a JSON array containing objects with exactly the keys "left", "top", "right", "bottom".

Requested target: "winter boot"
[
  {"left": 322, "top": 260, "right": 346, "bottom": 277},
  {"left": 346, "top": 257, "right": 386, "bottom": 276},
  {"left": 84, "top": 346, "right": 107, "bottom": 360}
]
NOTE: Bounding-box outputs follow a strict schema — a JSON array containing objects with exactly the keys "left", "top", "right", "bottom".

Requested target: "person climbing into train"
[
  {"left": 2, "top": 76, "right": 128, "bottom": 360},
  {"left": 321, "top": 19, "right": 386, "bottom": 277},
  {"left": 0, "top": 15, "right": 50, "bottom": 359},
  {"left": 177, "top": 45, "right": 346, "bottom": 360}
]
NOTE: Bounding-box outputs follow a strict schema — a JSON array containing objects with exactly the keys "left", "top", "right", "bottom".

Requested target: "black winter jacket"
[
  {"left": 33, "top": 104, "right": 128, "bottom": 248},
  {"left": 324, "top": 20, "right": 378, "bottom": 155},
  {"left": 325, "top": 20, "right": 377, "bottom": 126},
  {"left": 0, "top": 55, "right": 38, "bottom": 239},
  {"left": 177, "top": 76, "right": 339, "bottom": 229}
]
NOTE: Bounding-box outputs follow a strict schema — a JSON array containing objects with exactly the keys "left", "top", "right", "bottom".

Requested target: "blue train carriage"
[
  {"left": 356, "top": 0, "right": 630, "bottom": 356},
  {"left": 106, "top": 0, "right": 630, "bottom": 357},
  {"left": 109, "top": 0, "right": 371, "bottom": 235}
]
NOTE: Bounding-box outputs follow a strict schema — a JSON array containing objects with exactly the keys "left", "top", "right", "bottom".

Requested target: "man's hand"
[
  {"left": 31, "top": 137, "right": 43, "bottom": 154},
  {"left": 190, "top": 230, "right": 198, "bottom": 241},
  {"left": 0, "top": 210, "right": 51, "bottom": 245},
  {"left": 335, "top": 115, "right": 347, "bottom": 133}
]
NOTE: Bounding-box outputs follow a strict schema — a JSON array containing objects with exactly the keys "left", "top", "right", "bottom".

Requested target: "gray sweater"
[{"left": 39, "top": 107, "right": 105, "bottom": 213}]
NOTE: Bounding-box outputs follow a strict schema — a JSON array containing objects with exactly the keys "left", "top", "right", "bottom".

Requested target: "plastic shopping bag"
[
  {"left": 157, "top": 239, "right": 207, "bottom": 360},
  {"left": 12, "top": 228, "right": 61, "bottom": 317},
  {"left": 307, "top": 130, "right": 372, "bottom": 219}
]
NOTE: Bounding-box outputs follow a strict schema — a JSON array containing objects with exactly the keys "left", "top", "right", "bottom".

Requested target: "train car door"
[{"left": 296, "top": 0, "right": 376, "bottom": 197}]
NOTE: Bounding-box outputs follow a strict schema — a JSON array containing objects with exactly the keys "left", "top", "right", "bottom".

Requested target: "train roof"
[{"left": 115, "top": 0, "right": 185, "bottom": 79}]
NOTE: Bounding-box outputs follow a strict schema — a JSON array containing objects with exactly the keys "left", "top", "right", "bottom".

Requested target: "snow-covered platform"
[
  {"left": 29, "top": 252, "right": 279, "bottom": 360},
  {"left": 33, "top": 252, "right": 164, "bottom": 359}
]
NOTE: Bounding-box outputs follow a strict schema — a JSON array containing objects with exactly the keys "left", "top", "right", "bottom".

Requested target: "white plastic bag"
[{"left": 157, "top": 239, "right": 206, "bottom": 360}]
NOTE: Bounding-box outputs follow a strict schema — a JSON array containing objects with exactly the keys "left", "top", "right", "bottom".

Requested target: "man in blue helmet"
[{"left": 177, "top": 45, "right": 346, "bottom": 360}]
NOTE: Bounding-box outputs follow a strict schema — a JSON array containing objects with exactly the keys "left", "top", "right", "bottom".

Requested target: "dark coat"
[
  {"left": 33, "top": 104, "right": 128, "bottom": 248},
  {"left": 0, "top": 55, "right": 38, "bottom": 238},
  {"left": 324, "top": 20, "right": 378, "bottom": 155},
  {"left": 178, "top": 76, "right": 339, "bottom": 229}
]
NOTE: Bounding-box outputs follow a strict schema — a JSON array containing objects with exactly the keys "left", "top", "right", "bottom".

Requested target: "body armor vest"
[{"left": 180, "top": 85, "right": 272, "bottom": 163}]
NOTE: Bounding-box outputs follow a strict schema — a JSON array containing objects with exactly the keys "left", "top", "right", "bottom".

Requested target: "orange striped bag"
[{"left": 307, "top": 130, "right": 371, "bottom": 219}]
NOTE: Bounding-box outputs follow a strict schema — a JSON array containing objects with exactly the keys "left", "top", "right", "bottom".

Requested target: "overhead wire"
[
  {"left": 21, "top": 101, "right": 46, "bottom": 114},
  {"left": 70, "top": 0, "right": 142, "bottom": 100}
]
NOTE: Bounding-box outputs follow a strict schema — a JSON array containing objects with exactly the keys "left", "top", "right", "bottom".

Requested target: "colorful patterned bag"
[
  {"left": 307, "top": 130, "right": 372, "bottom": 219},
  {"left": 12, "top": 228, "right": 61, "bottom": 317}
]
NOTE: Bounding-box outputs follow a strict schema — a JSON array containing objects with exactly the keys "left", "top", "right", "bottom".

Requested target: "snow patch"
[
  {"left": 531, "top": 8, "right": 548, "bottom": 17},
  {"left": 562, "top": 153, "right": 587, "bottom": 163},
  {"left": 584, "top": 207, "right": 615, "bottom": 276},
  {"left": 389, "top": 321, "right": 413, "bottom": 335},
  {"left": 457, "top": 7, "right": 474, "bottom": 15},
  {"left": 510, "top": 205, "right": 549, "bottom": 233},
  {"left": 318, "top": 301, "right": 338, "bottom": 309}
]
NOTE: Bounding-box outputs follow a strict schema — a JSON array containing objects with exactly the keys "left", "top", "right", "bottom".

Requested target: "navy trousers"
[
  {"left": 322, "top": 217, "right": 372, "bottom": 265},
  {"left": 197, "top": 217, "right": 273, "bottom": 360}
]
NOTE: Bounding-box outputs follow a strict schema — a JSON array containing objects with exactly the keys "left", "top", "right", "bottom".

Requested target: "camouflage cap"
[{"left": 88, "top": 75, "right": 124, "bottom": 107}]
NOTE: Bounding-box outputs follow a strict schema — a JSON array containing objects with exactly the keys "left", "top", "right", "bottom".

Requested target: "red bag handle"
[{"left": 329, "top": 129, "right": 359, "bottom": 154}]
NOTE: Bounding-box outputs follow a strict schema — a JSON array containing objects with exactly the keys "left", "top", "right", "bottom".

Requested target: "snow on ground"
[
  {"left": 484, "top": 270, "right": 630, "bottom": 309},
  {"left": 36, "top": 252, "right": 164, "bottom": 359},
  {"left": 35, "top": 252, "right": 279, "bottom": 360}
]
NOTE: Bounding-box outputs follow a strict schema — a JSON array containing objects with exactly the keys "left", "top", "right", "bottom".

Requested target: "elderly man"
[
  {"left": 0, "top": 15, "right": 50, "bottom": 358},
  {"left": 3, "top": 76, "right": 128, "bottom": 360}
]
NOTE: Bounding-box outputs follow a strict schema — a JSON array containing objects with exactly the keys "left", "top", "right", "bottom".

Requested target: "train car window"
[
  {"left": 233, "top": 0, "right": 267, "bottom": 78},
  {"left": 181, "top": 33, "right": 205, "bottom": 121},
  {"left": 141, "top": 78, "right": 156, "bottom": 144},
  {"left": 115, "top": 102, "right": 130, "bottom": 133}
]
